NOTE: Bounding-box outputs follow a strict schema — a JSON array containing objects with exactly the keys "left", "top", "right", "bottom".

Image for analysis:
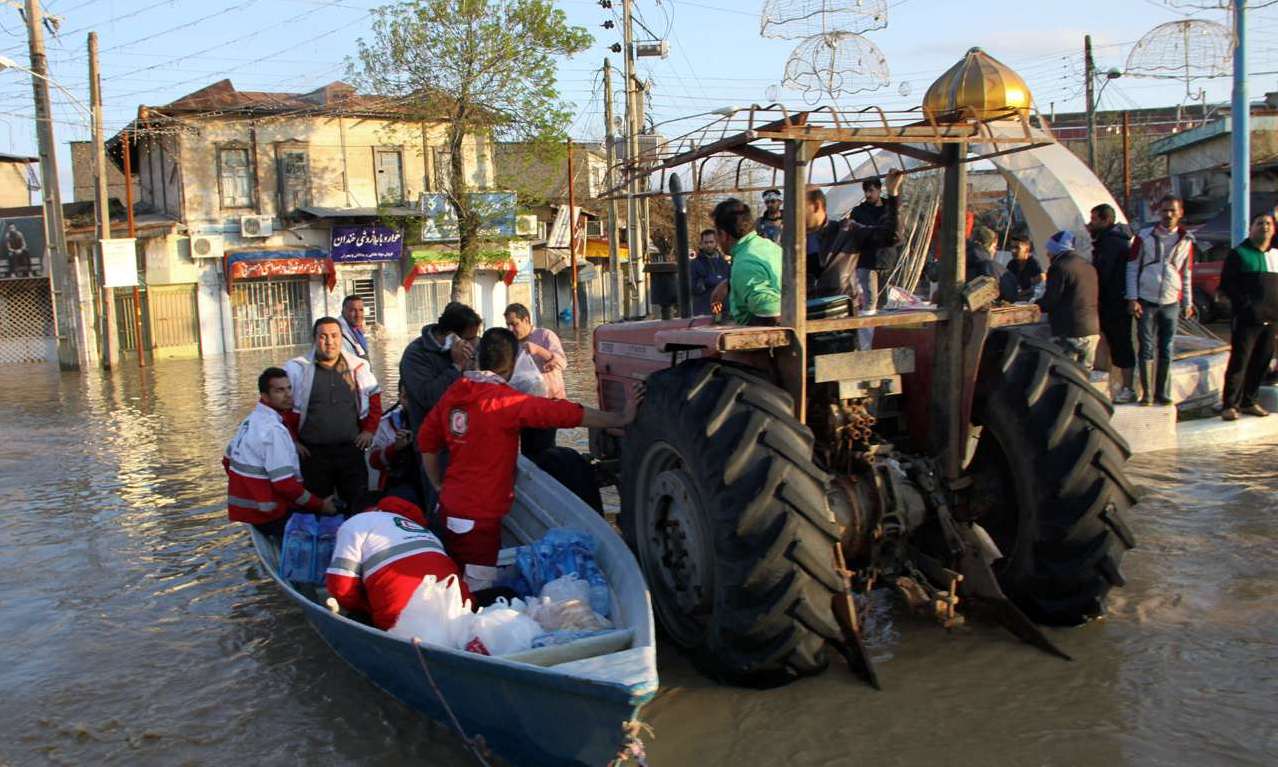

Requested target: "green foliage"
[{"left": 350, "top": 0, "right": 592, "bottom": 299}]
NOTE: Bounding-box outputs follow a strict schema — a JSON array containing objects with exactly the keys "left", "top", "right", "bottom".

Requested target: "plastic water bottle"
[
  {"left": 281, "top": 513, "right": 318, "bottom": 584},
  {"left": 313, "top": 515, "right": 343, "bottom": 583}
]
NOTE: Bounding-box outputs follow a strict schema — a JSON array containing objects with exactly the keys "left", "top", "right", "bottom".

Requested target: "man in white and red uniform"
[
  {"left": 324, "top": 495, "right": 470, "bottom": 630},
  {"left": 418, "top": 327, "right": 640, "bottom": 590},
  {"left": 225, "top": 367, "right": 337, "bottom": 535}
]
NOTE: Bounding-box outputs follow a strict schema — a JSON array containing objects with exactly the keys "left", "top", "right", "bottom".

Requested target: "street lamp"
[
  {"left": 1087, "top": 67, "right": 1122, "bottom": 171},
  {"left": 645, "top": 105, "right": 741, "bottom": 133}
]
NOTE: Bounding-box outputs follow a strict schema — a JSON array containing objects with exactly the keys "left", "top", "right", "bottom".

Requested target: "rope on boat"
[
  {"left": 609, "top": 719, "right": 654, "bottom": 767},
  {"left": 411, "top": 638, "right": 494, "bottom": 767}
]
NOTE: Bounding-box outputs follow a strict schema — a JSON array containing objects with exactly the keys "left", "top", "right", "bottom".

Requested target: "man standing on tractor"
[
  {"left": 1126, "top": 195, "right": 1195, "bottom": 405},
  {"left": 418, "top": 327, "right": 641, "bottom": 591},
  {"left": 756, "top": 189, "right": 784, "bottom": 243},
  {"left": 1088, "top": 204, "right": 1137, "bottom": 404}
]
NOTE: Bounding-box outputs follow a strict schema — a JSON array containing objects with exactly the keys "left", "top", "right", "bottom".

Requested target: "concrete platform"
[{"left": 1110, "top": 385, "right": 1278, "bottom": 454}]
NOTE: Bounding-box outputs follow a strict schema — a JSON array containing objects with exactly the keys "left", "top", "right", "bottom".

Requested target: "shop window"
[
  {"left": 277, "top": 145, "right": 310, "bottom": 213},
  {"left": 217, "top": 146, "right": 255, "bottom": 210},
  {"left": 375, "top": 148, "right": 405, "bottom": 205}
]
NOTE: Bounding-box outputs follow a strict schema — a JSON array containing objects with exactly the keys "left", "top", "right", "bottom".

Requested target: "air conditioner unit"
[
  {"left": 515, "top": 214, "right": 540, "bottom": 237},
  {"left": 240, "top": 215, "right": 273, "bottom": 238},
  {"left": 190, "top": 233, "right": 225, "bottom": 260}
]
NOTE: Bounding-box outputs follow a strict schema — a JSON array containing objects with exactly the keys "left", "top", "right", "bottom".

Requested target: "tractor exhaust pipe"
[{"left": 669, "top": 174, "right": 693, "bottom": 319}]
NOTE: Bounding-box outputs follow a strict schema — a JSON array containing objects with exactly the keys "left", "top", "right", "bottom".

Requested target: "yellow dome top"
[{"left": 923, "top": 47, "right": 1032, "bottom": 121}]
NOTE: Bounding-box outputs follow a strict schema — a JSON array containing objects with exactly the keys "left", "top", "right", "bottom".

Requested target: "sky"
[{"left": 2, "top": 0, "right": 1278, "bottom": 198}]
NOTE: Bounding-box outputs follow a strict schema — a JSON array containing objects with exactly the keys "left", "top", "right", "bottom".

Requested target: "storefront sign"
[
  {"left": 224, "top": 248, "right": 333, "bottom": 291},
  {"left": 419, "top": 192, "right": 517, "bottom": 241},
  {"left": 100, "top": 238, "right": 139, "bottom": 288},
  {"left": 330, "top": 225, "right": 402, "bottom": 263},
  {"left": 0, "top": 215, "right": 45, "bottom": 281},
  {"left": 402, "top": 245, "right": 517, "bottom": 289}
]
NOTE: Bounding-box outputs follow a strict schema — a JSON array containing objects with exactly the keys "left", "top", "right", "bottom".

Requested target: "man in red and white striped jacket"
[
  {"left": 225, "top": 367, "right": 337, "bottom": 535},
  {"left": 325, "top": 495, "right": 470, "bottom": 630}
]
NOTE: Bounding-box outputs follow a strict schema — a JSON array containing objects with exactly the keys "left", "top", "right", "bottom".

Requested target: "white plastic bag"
[
  {"left": 539, "top": 573, "right": 591, "bottom": 604},
  {"left": 388, "top": 574, "right": 475, "bottom": 649},
  {"left": 465, "top": 605, "right": 542, "bottom": 655},
  {"left": 527, "top": 596, "right": 612, "bottom": 632},
  {"left": 508, "top": 351, "right": 547, "bottom": 397}
]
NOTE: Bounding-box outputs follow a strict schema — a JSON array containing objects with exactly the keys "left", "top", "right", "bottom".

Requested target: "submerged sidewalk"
[{"left": 1110, "top": 386, "right": 1278, "bottom": 454}]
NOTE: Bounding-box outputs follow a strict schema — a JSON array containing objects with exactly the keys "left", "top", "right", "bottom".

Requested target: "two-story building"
[{"left": 90, "top": 79, "right": 521, "bottom": 358}]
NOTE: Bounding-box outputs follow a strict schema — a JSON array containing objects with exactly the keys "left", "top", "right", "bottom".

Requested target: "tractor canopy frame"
[{"left": 607, "top": 104, "right": 1051, "bottom": 483}]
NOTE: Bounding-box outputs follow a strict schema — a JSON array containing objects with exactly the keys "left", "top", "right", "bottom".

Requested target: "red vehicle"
[
  {"left": 1192, "top": 241, "right": 1231, "bottom": 322},
  {"left": 589, "top": 82, "right": 1136, "bottom": 688}
]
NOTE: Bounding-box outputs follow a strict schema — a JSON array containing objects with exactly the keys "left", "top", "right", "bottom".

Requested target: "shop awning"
[
  {"left": 402, "top": 246, "right": 517, "bottom": 289},
  {"left": 225, "top": 248, "right": 333, "bottom": 291}
]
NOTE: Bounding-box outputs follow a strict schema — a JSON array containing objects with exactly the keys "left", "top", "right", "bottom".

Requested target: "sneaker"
[
  {"left": 1222, "top": 407, "right": 1239, "bottom": 421},
  {"left": 1155, "top": 397, "right": 1174, "bottom": 406},
  {"left": 1113, "top": 387, "right": 1137, "bottom": 404},
  {"left": 1242, "top": 403, "right": 1269, "bottom": 417}
]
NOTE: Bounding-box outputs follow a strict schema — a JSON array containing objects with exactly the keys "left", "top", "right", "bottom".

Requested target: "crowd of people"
[{"left": 224, "top": 296, "right": 639, "bottom": 625}]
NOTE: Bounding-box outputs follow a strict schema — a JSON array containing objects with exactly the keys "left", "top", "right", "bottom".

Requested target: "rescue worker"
[
  {"left": 1219, "top": 212, "right": 1278, "bottom": 421},
  {"left": 285, "top": 317, "right": 382, "bottom": 514},
  {"left": 224, "top": 367, "right": 337, "bottom": 536},
  {"left": 690, "top": 228, "right": 731, "bottom": 316},
  {"left": 1089, "top": 204, "right": 1137, "bottom": 404},
  {"left": 338, "top": 294, "right": 371, "bottom": 362},
  {"left": 417, "top": 327, "right": 640, "bottom": 591},
  {"left": 1037, "top": 230, "right": 1101, "bottom": 369},
  {"left": 325, "top": 495, "right": 470, "bottom": 630},
  {"left": 1126, "top": 194, "right": 1196, "bottom": 405},
  {"left": 756, "top": 188, "right": 783, "bottom": 243}
]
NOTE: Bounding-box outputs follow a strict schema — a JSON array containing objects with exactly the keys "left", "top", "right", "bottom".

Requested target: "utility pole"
[
  {"left": 567, "top": 138, "right": 578, "bottom": 329},
  {"left": 121, "top": 121, "right": 145, "bottom": 367},
  {"left": 1085, "top": 34, "right": 1097, "bottom": 172},
  {"left": 25, "top": 0, "right": 81, "bottom": 370},
  {"left": 603, "top": 58, "right": 622, "bottom": 320},
  {"left": 1121, "top": 110, "right": 1131, "bottom": 215},
  {"left": 622, "top": 0, "right": 643, "bottom": 315},
  {"left": 89, "top": 31, "right": 117, "bottom": 368},
  {"left": 1231, "top": 0, "right": 1249, "bottom": 244}
]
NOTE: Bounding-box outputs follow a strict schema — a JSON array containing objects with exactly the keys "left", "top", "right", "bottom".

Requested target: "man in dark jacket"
[
  {"left": 398, "top": 302, "right": 483, "bottom": 435},
  {"left": 1037, "top": 230, "right": 1101, "bottom": 369},
  {"left": 965, "top": 225, "right": 1011, "bottom": 291},
  {"left": 1218, "top": 212, "right": 1278, "bottom": 420},
  {"left": 690, "top": 228, "right": 731, "bottom": 316},
  {"left": 808, "top": 169, "right": 905, "bottom": 301},
  {"left": 1088, "top": 204, "right": 1137, "bottom": 403}
]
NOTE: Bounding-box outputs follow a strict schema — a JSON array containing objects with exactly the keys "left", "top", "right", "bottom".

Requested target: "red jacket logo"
[{"left": 448, "top": 407, "right": 469, "bottom": 437}]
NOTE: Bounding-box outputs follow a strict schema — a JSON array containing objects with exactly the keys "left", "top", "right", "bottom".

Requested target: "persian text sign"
[
  {"left": 419, "top": 192, "right": 517, "bottom": 241},
  {"left": 330, "top": 225, "right": 402, "bottom": 263}
]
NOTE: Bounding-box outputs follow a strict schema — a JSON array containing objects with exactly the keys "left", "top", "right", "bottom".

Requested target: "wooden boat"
[{"left": 248, "top": 457, "right": 659, "bottom": 766}]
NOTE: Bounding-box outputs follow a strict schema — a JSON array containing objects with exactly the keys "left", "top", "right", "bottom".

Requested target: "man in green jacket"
[{"left": 708, "top": 197, "right": 782, "bottom": 325}]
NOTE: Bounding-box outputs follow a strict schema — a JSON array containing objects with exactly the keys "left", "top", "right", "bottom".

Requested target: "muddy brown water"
[{"left": 1, "top": 329, "right": 1275, "bottom": 766}]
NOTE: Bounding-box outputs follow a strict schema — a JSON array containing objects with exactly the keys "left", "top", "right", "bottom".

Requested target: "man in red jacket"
[
  {"left": 418, "top": 327, "right": 640, "bottom": 590},
  {"left": 325, "top": 495, "right": 470, "bottom": 630},
  {"left": 224, "top": 367, "right": 337, "bottom": 535}
]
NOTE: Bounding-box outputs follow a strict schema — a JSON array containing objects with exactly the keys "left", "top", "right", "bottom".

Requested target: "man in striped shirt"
[{"left": 224, "top": 367, "right": 337, "bottom": 536}]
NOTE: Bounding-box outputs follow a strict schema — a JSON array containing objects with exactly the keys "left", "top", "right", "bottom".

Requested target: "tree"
[{"left": 351, "top": 0, "right": 592, "bottom": 301}]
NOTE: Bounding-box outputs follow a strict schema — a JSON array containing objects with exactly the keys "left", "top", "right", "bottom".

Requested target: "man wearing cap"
[
  {"left": 1038, "top": 230, "right": 1101, "bottom": 369},
  {"left": 756, "top": 189, "right": 784, "bottom": 243}
]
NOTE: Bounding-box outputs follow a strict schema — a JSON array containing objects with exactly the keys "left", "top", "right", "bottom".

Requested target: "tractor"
[{"left": 587, "top": 54, "right": 1137, "bottom": 688}]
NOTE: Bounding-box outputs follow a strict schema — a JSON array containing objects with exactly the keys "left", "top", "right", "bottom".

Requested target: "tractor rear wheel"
[
  {"left": 620, "top": 359, "right": 843, "bottom": 687},
  {"left": 969, "top": 331, "right": 1140, "bottom": 626}
]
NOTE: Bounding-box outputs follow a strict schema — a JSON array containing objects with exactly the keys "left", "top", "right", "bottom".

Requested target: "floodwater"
[{"left": 1, "top": 328, "right": 1275, "bottom": 766}]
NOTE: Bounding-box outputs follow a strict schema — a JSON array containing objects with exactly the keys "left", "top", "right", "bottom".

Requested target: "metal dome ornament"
[
  {"left": 782, "top": 32, "right": 890, "bottom": 104},
  {"left": 760, "top": 0, "right": 888, "bottom": 39},
  {"left": 922, "top": 47, "right": 1032, "bottom": 121},
  {"left": 1125, "top": 19, "right": 1231, "bottom": 84}
]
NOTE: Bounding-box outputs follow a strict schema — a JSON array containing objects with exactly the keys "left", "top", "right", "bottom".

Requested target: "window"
[
  {"left": 374, "top": 148, "right": 405, "bottom": 205},
  {"left": 217, "top": 146, "right": 254, "bottom": 209},
  {"left": 276, "top": 144, "right": 310, "bottom": 213},
  {"left": 432, "top": 146, "right": 453, "bottom": 194},
  {"left": 344, "top": 276, "right": 379, "bottom": 325}
]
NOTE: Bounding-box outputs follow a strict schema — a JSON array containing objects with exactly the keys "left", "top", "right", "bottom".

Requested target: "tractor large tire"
[
  {"left": 969, "top": 330, "right": 1140, "bottom": 626},
  {"left": 620, "top": 359, "right": 843, "bottom": 687}
]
